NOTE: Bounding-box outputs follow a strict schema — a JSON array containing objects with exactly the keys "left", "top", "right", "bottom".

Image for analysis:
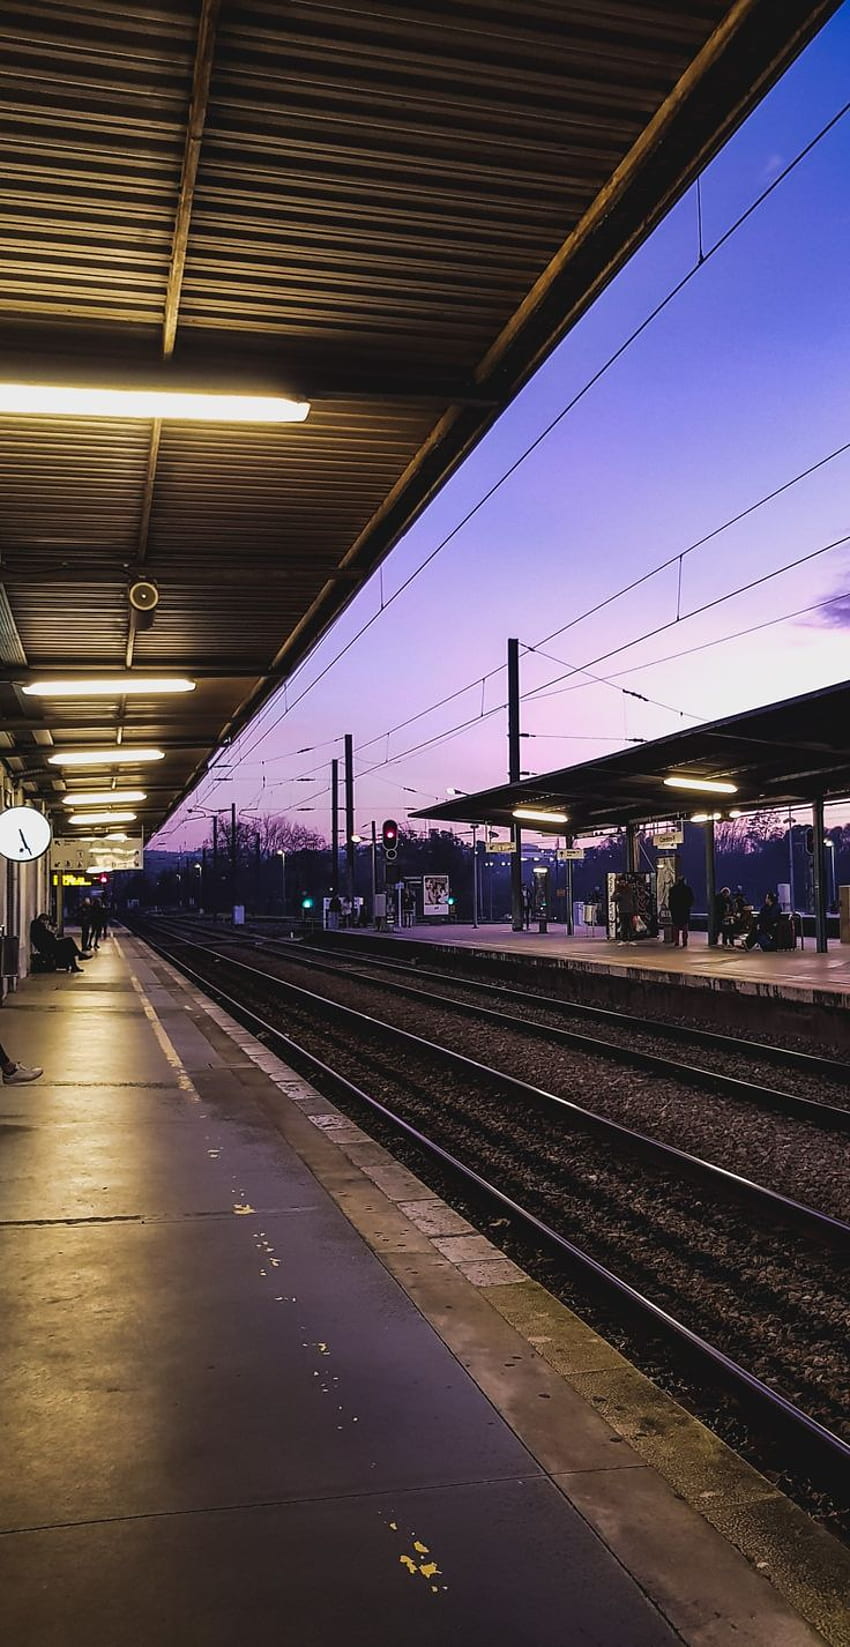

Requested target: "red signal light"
[{"left": 382, "top": 818, "right": 399, "bottom": 861}]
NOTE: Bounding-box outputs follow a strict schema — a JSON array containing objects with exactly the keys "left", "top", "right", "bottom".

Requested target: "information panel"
[{"left": 50, "top": 835, "right": 144, "bottom": 874}]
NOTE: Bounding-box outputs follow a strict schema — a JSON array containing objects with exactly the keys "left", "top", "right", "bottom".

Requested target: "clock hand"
[{"left": 19, "top": 828, "right": 30, "bottom": 854}]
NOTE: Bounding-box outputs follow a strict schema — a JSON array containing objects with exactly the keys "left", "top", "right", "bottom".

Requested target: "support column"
[
  {"left": 344, "top": 734, "right": 355, "bottom": 906},
  {"left": 330, "top": 758, "right": 339, "bottom": 895},
  {"left": 704, "top": 818, "right": 717, "bottom": 944},
  {"left": 508, "top": 638, "right": 523, "bottom": 931},
  {"left": 471, "top": 825, "right": 479, "bottom": 928},
  {"left": 625, "top": 822, "right": 639, "bottom": 872},
  {"left": 812, "top": 796, "right": 828, "bottom": 954}
]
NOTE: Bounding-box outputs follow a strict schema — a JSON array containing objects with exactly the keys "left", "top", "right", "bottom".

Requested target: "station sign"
[
  {"left": 654, "top": 830, "right": 683, "bottom": 850},
  {"left": 50, "top": 834, "right": 144, "bottom": 874},
  {"left": 556, "top": 848, "right": 585, "bottom": 861},
  {"left": 485, "top": 840, "right": 513, "bottom": 854}
]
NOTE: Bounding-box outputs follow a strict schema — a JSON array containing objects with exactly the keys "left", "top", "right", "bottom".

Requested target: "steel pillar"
[
  {"left": 704, "top": 818, "right": 717, "bottom": 944},
  {"left": 812, "top": 796, "right": 828, "bottom": 953},
  {"left": 625, "top": 822, "right": 639, "bottom": 872}
]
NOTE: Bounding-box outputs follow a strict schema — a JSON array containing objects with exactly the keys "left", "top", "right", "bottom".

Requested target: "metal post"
[
  {"left": 704, "top": 818, "right": 717, "bottom": 944},
  {"left": 787, "top": 808, "right": 795, "bottom": 920},
  {"left": 625, "top": 822, "right": 639, "bottom": 872},
  {"left": 278, "top": 851, "right": 286, "bottom": 915},
  {"left": 812, "top": 796, "right": 828, "bottom": 953},
  {"left": 508, "top": 637, "right": 523, "bottom": 931},
  {"left": 254, "top": 831, "right": 261, "bottom": 913},
  {"left": 331, "top": 758, "right": 339, "bottom": 895},
  {"left": 201, "top": 845, "right": 207, "bottom": 914},
  {"left": 344, "top": 734, "right": 355, "bottom": 906},
  {"left": 230, "top": 801, "right": 237, "bottom": 919},
  {"left": 212, "top": 814, "right": 218, "bottom": 923},
  {"left": 471, "top": 825, "right": 479, "bottom": 927},
  {"left": 566, "top": 857, "right": 574, "bottom": 936},
  {"left": 370, "top": 820, "right": 377, "bottom": 922}
]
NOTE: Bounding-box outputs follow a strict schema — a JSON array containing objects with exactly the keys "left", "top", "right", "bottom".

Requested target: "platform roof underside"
[{"left": 0, "top": 0, "right": 839, "bottom": 830}]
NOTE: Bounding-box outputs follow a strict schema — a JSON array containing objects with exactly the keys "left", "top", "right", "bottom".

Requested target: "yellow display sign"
[{"left": 52, "top": 872, "right": 92, "bottom": 887}]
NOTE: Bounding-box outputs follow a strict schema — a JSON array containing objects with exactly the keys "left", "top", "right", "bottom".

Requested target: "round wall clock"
[{"left": 0, "top": 806, "right": 52, "bottom": 862}]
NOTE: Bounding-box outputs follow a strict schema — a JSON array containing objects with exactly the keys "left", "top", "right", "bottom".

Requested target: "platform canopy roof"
[
  {"left": 413, "top": 680, "right": 850, "bottom": 835},
  {"left": 0, "top": 0, "right": 839, "bottom": 834}
]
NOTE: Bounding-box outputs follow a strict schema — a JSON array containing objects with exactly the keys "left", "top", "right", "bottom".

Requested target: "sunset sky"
[{"left": 156, "top": 5, "right": 850, "bottom": 851}]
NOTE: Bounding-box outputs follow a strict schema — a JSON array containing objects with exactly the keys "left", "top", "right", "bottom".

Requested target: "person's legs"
[
  {"left": 681, "top": 922, "right": 689, "bottom": 947},
  {"left": 670, "top": 925, "right": 680, "bottom": 945},
  {"left": 56, "top": 937, "right": 83, "bottom": 971},
  {"left": 0, "top": 1036, "right": 43, "bottom": 1082}
]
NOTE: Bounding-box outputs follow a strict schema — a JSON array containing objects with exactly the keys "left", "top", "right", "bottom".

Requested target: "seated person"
[
  {"left": 725, "top": 891, "right": 753, "bottom": 942},
  {"left": 743, "top": 891, "right": 781, "bottom": 951},
  {"left": 30, "top": 913, "right": 91, "bottom": 974}
]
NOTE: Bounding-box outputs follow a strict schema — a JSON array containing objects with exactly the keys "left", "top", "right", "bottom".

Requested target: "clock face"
[{"left": 0, "top": 806, "right": 52, "bottom": 863}]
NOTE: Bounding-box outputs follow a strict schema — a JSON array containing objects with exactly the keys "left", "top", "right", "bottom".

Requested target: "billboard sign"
[{"left": 422, "top": 873, "right": 450, "bottom": 916}]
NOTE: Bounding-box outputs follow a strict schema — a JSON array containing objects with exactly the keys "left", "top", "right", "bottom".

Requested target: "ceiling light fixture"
[
  {"left": 663, "top": 776, "right": 737, "bottom": 795},
  {"left": 48, "top": 748, "right": 165, "bottom": 766},
  {"left": 23, "top": 676, "right": 194, "bottom": 697},
  {"left": 62, "top": 791, "right": 146, "bottom": 806},
  {"left": 0, "top": 384, "right": 310, "bottom": 423},
  {"left": 68, "top": 810, "right": 137, "bottom": 824},
  {"left": 512, "top": 807, "right": 569, "bottom": 824},
  {"left": 691, "top": 811, "right": 723, "bottom": 823}
]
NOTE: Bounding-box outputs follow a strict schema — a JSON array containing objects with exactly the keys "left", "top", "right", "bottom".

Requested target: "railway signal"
[{"left": 382, "top": 819, "right": 399, "bottom": 862}]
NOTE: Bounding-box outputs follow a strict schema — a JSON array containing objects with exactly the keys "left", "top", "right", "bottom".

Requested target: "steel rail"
[
  {"left": 308, "top": 933, "right": 850, "bottom": 1085},
  {"left": 142, "top": 921, "right": 850, "bottom": 1247},
  {"left": 134, "top": 919, "right": 850, "bottom": 1501},
  {"left": 244, "top": 933, "right": 850, "bottom": 1133}
]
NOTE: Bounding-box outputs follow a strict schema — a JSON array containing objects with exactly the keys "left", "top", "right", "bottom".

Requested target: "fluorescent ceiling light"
[
  {"left": 62, "top": 790, "right": 146, "bottom": 806},
  {"left": 512, "top": 807, "right": 569, "bottom": 824},
  {"left": 68, "top": 810, "right": 137, "bottom": 824},
  {"left": 0, "top": 384, "right": 309, "bottom": 423},
  {"left": 691, "top": 811, "right": 723, "bottom": 823},
  {"left": 23, "top": 676, "right": 195, "bottom": 697},
  {"left": 48, "top": 747, "right": 164, "bottom": 766},
  {"left": 663, "top": 776, "right": 737, "bottom": 795},
  {"left": 106, "top": 833, "right": 129, "bottom": 841}
]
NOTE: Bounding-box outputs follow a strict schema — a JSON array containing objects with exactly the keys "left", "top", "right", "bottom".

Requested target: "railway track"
[
  {"left": 132, "top": 918, "right": 850, "bottom": 1502},
  {"left": 240, "top": 932, "right": 850, "bottom": 1132}
]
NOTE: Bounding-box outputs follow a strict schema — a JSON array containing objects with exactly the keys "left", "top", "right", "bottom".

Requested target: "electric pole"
[
  {"left": 344, "top": 733, "right": 355, "bottom": 905},
  {"left": 508, "top": 637, "right": 523, "bottom": 932},
  {"left": 331, "top": 757, "right": 339, "bottom": 895}
]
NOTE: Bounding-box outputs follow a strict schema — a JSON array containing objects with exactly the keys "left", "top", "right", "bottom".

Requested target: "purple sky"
[{"left": 157, "top": 7, "right": 850, "bottom": 851}]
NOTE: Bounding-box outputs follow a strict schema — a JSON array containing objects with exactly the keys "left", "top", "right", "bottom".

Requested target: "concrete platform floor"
[
  {"left": 0, "top": 935, "right": 681, "bottom": 1647},
  {"left": 374, "top": 924, "right": 850, "bottom": 1004},
  {"left": 0, "top": 934, "right": 835, "bottom": 1647}
]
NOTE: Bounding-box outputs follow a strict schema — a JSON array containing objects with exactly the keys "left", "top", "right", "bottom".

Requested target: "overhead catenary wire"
[{"left": 217, "top": 100, "right": 850, "bottom": 779}]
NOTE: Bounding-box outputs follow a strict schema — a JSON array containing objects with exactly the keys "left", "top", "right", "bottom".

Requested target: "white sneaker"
[{"left": 4, "top": 1064, "right": 43, "bottom": 1084}]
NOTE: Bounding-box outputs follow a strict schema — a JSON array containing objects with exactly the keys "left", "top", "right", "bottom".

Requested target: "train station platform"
[
  {"left": 0, "top": 932, "right": 837, "bottom": 1645},
  {"left": 341, "top": 924, "right": 850, "bottom": 1047}
]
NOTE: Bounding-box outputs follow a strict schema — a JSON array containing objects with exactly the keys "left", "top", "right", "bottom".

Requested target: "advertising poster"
[
  {"left": 422, "top": 873, "right": 450, "bottom": 917},
  {"left": 606, "top": 871, "right": 657, "bottom": 941}
]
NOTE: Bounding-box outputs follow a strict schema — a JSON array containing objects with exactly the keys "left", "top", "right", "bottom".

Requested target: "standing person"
[
  {"left": 80, "top": 896, "right": 94, "bottom": 953},
  {"left": 714, "top": 886, "right": 733, "bottom": 946},
  {"left": 668, "top": 874, "right": 695, "bottom": 946},
  {"left": 90, "top": 900, "right": 105, "bottom": 949},
  {"left": 522, "top": 883, "right": 533, "bottom": 931},
  {"left": 612, "top": 876, "right": 635, "bottom": 942}
]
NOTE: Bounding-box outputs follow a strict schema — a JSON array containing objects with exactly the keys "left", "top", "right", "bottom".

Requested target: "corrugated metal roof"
[{"left": 0, "top": 0, "right": 839, "bottom": 833}]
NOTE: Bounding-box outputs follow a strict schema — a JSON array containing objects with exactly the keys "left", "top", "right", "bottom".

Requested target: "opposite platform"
[{"left": 0, "top": 932, "right": 836, "bottom": 1646}]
